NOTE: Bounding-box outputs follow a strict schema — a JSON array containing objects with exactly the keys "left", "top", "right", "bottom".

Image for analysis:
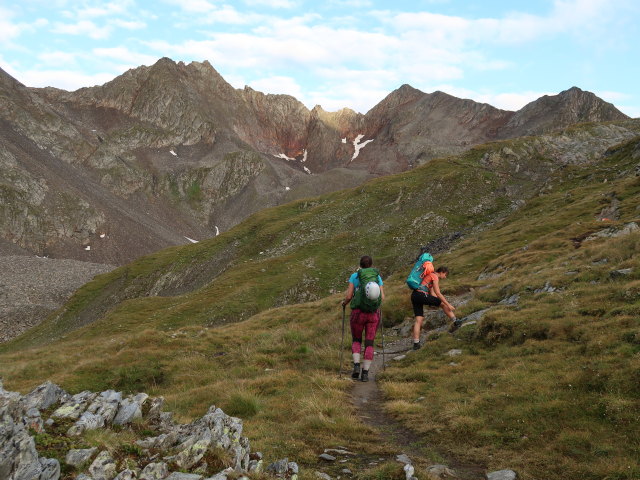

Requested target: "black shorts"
[{"left": 411, "top": 289, "right": 441, "bottom": 317}]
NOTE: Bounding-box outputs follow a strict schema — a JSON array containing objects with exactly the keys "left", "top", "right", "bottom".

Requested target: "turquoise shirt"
[{"left": 349, "top": 271, "right": 384, "bottom": 289}]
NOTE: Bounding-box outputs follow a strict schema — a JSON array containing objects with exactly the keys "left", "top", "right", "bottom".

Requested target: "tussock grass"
[{"left": 378, "top": 138, "right": 640, "bottom": 479}]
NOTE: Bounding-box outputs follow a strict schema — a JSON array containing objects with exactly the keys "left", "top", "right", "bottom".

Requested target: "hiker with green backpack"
[
  {"left": 406, "top": 249, "right": 461, "bottom": 350},
  {"left": 341, "top": 255, "right": 385, "bottom": 382}
]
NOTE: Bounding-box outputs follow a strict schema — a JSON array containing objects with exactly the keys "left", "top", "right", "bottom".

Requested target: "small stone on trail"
[
  {"left": 445, "top": 349, "right": 463, "bottom": 356},
  {"left": 396, "top": 454, "right": 412, "bottom": 465},
  {"left": 487, "top": 470, "right": 518, "bottom": 480},
  {"left": 319, "top": 453, "right": 336, "bottom": 461},
  {"left": 393, "top": 355, "right": 406, "bottom": 361},
  {"left": 427, "top": 464, "right": 457, "bottom": 478},
  {"left": 324, "top": 448, "right": 355, "bottom": 455},
  {"left": 403, "top": 463, "right": 415, "bottom": 480},
  {"left": 315, "top": 472, "right": 332, "bottom": 480}
]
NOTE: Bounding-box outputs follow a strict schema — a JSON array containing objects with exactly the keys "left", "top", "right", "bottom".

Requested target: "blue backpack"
[{"left": 406, "top": 252, "right": 434, "bottom": 290}]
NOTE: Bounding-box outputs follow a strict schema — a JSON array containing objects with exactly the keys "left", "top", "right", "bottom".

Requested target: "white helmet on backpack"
[{"left": 365, "top": 281, "right": 381, "bottom": 300}]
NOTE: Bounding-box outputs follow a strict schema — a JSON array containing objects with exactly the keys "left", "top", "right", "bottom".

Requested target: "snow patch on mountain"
[
  {"left": 351, "top": 134, "right": 374, "bottom": 161},
  {"left": 274, "top": 153, "right": 295, "bottom": 161}
]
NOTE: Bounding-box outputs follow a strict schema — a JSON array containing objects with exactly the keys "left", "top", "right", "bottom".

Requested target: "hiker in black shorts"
[{"left": 411, "top": 266, "right": 461, "bottom": 350}]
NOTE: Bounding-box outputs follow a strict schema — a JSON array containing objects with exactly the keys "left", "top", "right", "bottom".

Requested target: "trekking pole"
[
  {"left": 380, "top": 308, "right": 386, "bottom": 371},
  {"left": 339, "top": 304, "right": 346, "bottom": 378}
]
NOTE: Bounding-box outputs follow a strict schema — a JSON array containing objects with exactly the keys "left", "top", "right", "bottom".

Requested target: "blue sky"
[{"left": 1, "top": 0, "right": 639, "bottom": 116}]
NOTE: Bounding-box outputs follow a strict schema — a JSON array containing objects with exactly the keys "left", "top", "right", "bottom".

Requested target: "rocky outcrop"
[
  {"left": 498, "top": 87, "right": 629, "bottom": 139},
  {"left": 0, "top": 380, "right": 293, "bottom": 480},
  {"left": 357, "top": 87, "right": 515, "bottom": 172}
]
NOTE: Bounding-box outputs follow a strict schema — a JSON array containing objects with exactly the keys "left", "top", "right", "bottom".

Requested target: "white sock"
[
  {"left": 363, "top": 359, "right": 372, "bottom": 371},
  {"left": 353, "top": 353, "right": 361, "bottom": 364}
]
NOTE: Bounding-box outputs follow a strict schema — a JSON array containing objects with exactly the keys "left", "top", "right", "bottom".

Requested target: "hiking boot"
[
  {"left": 449, "top": 318, "right": 463, "bottom": 333},
  {"left": 360, "top": 370, "right": 369, "bottom": 382},
  {"left": 412, "top": 342, "right": 421, "bottom": 351},
  {"left": 351, "top": 363, "right": 361, "bottom": 379}
]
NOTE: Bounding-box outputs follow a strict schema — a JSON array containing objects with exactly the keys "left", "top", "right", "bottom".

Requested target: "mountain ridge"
[{"left": 0, "top": 58, "right": 630, "bottom": 268}]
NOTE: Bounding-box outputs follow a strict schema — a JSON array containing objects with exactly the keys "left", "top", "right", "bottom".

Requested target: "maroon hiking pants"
[{"left": 350, "top": 308, "right": 380, "bottom": 361}]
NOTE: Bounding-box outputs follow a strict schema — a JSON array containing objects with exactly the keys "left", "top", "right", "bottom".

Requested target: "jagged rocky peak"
[
  {"left": 391, "top": 83, "right": 425, "bottom": 100},
  {"left": 241, "top": 85, "right": 311, "bottom": 122},
  {"left": 367, "top": 83, "right": 425, "bottom": 115},
  {"left": 535, "top": 86, "right": 628, "bottom": 120},
  {"left": 500, "top": 86, "right": 629, "bottom": 136},
  {"left": 309, "top": 104, "right": 361, "bottom": 132},
  {"left": 38, "top": 57, "right": 238, "bottom": 116},
  {"left": 556, "top": 86, "right": 629, "bottom": 120}
]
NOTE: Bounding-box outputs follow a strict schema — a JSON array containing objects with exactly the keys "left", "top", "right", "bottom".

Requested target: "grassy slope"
[
  {"left": 379, "top": 136, "right": 640, "bottom": 480},
  {"left": 3, "top": 128, "right": 545, "bottom": 350},
  {"left": 1, "top": 126, "right": 639, "bottom": 479}
]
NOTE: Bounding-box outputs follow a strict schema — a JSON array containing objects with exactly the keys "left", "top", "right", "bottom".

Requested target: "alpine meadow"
[{"left": 2, "top": 108, "right": 639, "bottom": 480}]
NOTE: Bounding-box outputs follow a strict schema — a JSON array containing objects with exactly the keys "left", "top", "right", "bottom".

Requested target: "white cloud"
[
  {"left": 163, "top": 0, "right": 217, "bottom": 13},
  {"left": 244, "top": 0, "right": 298, "bottom": 8},
  {"left": 52, "top": 20, "right": 112, "bottom": 39},
  {"left": 306, "top": 79, "right": 392, "bottom": 113},
  {"left": 76, "top": 1, "right": 132, "bottom": 19},
  {"left": 381, "top": 0, "right": 633, "bottom": 48},
  {"left": 196, "top": 5, "right": 270, "bottom": 25},
  {"left": 92, "top": 47, "right": 157, "bottom": 66},
  {"left": 37, "top": 51, "right": 80, "bottom": 66},
  {"left": 618, "top": 105, "right": 640, "bottom": 118},
  {"left": 52, "top": 0, "right": 138, "bottom": 25},
  {"left": 112, "top": 19, "right": 147, "bottom": 30},
  {"left": 0, "top": 7, "right": 49, "bottom": 44},
  {"left": 595, "top": 90, "right": 631, "bottom": 102},
  {"left": 327, "top": 0, "right": 373, "bottom": 6},
  {"left": 0, "top": 12, "right": 24, "bottom": 44},
  {"left": 148, "top": 21, "right": 396, "bottom": 72},
  {"left": 247, "top": 76, "right": 304, "bottom": 98}
]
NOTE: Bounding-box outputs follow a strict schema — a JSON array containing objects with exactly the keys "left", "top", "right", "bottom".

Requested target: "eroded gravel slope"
[{"left": 0, "top": 255, "right": 114, "bottom": 343}]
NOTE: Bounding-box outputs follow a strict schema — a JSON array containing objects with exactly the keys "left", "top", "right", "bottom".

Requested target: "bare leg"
[
  {"left": 442, "top": 304, "right": 456, "bottom": 320},
  {"left": 412, "top": 316, "right": 424, "bottom": 342}
]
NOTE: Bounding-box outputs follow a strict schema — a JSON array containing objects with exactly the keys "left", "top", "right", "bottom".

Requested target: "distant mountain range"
[{"left": 0, "top": 57, "right": 629, "bottom": 265}]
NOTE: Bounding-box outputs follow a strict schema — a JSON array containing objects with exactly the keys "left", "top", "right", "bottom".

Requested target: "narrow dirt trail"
[{"left": 349, "top": 331, "right": 487, "bottom": 480}]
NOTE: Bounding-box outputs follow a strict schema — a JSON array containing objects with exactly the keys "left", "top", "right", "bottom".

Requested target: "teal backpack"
[
  {"left": 406, "top": 252, "right": 434, "bottom": 290},
  {"left": 350, "top": 267, "right": 382, "bottom": 312}
]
